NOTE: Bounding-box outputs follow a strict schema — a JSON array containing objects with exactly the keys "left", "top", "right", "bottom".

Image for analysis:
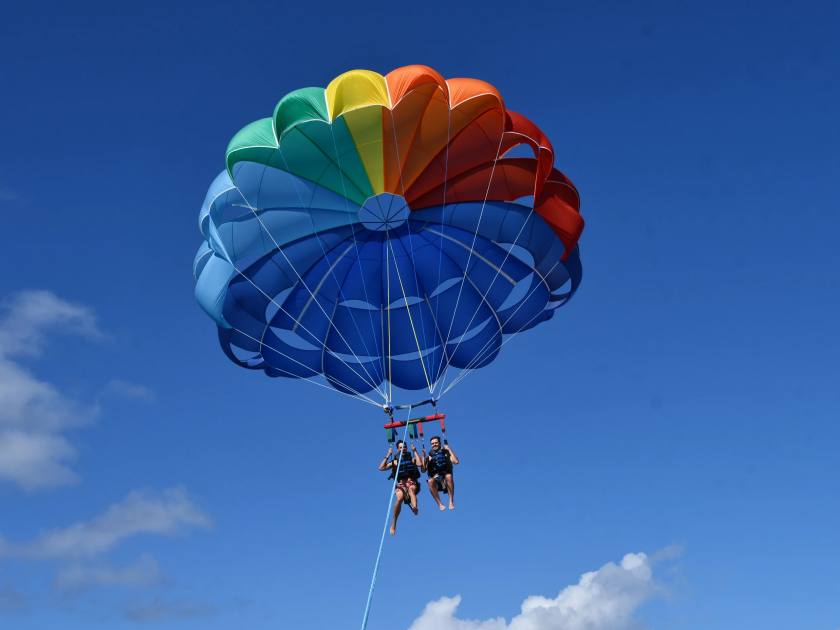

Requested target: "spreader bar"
[{"left": 383, "top": 412, "right": 445, "bottom": 429}]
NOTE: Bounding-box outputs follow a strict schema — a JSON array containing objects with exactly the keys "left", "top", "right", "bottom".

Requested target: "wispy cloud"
[
  {"left": 0, "top": 290, "right": 103, "bottom": 358},
  {"left": 0, "top": 290, "right": 103, "bottom": 491},
  {"left": 0, "top": 487, "right": 211, "bottom": 560},
  {"left": 0, "top": 426, "right": 82, "bottom": 490},
  {"left": 53, "top": 554, "right": 164, "bottom": 594},
  {"left": 103, "top": 380, "right": 156, "bottom": 403},
  {"left": 408, "top": 552, "right": 663, "bottom": 630},
  {"left": 125, "top": 598, "right": 216, "bottom": 623}
]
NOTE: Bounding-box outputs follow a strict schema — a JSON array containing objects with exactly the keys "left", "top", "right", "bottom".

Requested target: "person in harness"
[
  {"left": 424, "top": 435, "right": 459, "bottom": 511},
  {"left": 378, "top": 440, "right": 424, "bottom": 535}
]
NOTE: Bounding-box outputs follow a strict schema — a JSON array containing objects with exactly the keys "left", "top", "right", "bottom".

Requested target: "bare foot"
[
  {"left": 389, "top": 525, "right": 396, "bottom": 535},
  {"left": 437, "top": 503, "right": 446, "bottom": 511},
  {"left": 448, "top": 502, "right": 455, "bottom": 510},
  {"left": 410, "top": 504, "right": 419, "bottom": 515}
]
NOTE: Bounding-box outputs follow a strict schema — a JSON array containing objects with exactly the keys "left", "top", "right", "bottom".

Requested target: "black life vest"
[
  {"left": 427, "top": 447, "right": 452, "bottom": 477},
  {"left": 392, "top": 452, "right": 419, "bottom": 481}
]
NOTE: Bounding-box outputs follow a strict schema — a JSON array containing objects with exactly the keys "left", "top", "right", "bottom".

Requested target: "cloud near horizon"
[
  {"left": 408, "top": 552, "right": 660, "bottom": 630},
  {"left": 0, "top": 290, "right": 102, "bottom": 490}
]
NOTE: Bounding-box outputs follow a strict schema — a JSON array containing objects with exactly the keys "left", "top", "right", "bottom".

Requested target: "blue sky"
[{"left": 1, "top": 0, "right": 838, "bottom": 628}]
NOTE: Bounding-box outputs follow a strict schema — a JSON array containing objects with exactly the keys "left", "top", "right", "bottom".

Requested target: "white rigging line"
[
  {"left": 431, "top": 102, "right": 453, "bottom": 391},
  {"left": 444, "top": 259, "right": 560, "bottom": 387},
  {"left": 386, "top": 238, "right": 434, "bottom": 394},
  {"left": 324, "top": 125, "right": 388, "bottom": 373},
  {"left": 439, "top": 177, "right": 579, "bottom": 372},
  {"left": 386, "top": 106, "right": 440, "bottom": 395},
  {"left": 432, "top": 132, "right": 506, "bottom": 399},
  {"left": 228, "top": 325, "right": 383, "bottom": 408},
  {"left": 230, "top": 178, "right": 387, "bottom": 400},
  {"left": 433, "top": 205, "right": 538, "bottom": 394},
  {"left": 385, "top": 228, "right": 393, "bottom": 405},
  {"left": 273, "top": 145, "right": 384, "bottom": 386},
  {"left": 441, "top": 177, "right": 582, "bottom": 394},
  {"left": 392, "top": 234, "right": 453, "bottom": 390},
  {"left": 260, "top": 149, "right": 384, "bottom": 395},
  {"left": 439, "top": 260, "right": 562, "bottom": 397},
  {"left": 225, "top": 256, "right": 386, "bottom": 400},
  {"left": 415, "top": 229, "right": 506, "bottom": 380}
]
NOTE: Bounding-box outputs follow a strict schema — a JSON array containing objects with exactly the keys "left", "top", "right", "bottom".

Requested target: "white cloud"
[
  {"left": 0, "top": 487, "right": 211, "bottom": 560},
  {"left": 0, "top": 427, "right": 79, "bottom": 489},
  {"left": 408, "top": 553, "right": 659, "bottom": 630},
  {"left": 0, "top": 359, "right": 95, "bottom": 433},
  {"left": 53, "top": 554, "right": 164, "bottom": 594},
  {"left": 0, "top": 290, "right": 102, "bottom": 358},
  {"left": 0, "top": 290, "right": 101, "bottom": 490}
]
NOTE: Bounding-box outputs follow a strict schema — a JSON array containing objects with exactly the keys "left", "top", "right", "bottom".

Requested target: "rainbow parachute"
[{"left": 193, "top": 65, "right": 584, "bottom": 404}]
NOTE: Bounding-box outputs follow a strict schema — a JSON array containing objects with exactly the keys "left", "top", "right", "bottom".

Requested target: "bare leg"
[
  {"left": 427, "top": 478, "right": 446, "bottom": 510},
  {"left": 391, "top": 489, "right": 404, "bottom": 535},
  {"left": 408, "top": 483, "right": 419, "bottom": 515},
  {"left": 445, "top": 473, "right": 455, "bottom": 509}
]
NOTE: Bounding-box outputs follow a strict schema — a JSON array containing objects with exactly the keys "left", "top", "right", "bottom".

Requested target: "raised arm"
[
  {"left": 445, "top": 444, "right": 460, "bottom": 465},
  {"left": 411, "top": 444, "right": 425, "bottom": 471},
  {"left": 378, "top": 447, "right": 393, "bottom": 471}
]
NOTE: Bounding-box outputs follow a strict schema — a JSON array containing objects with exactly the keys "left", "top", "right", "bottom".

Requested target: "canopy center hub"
[{"left": 358, "top": 193, "right": 410, "bottom": 231}]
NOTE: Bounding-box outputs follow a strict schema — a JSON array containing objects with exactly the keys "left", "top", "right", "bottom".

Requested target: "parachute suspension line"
[
  {"left": 323, "top": 128, "right": 386, "bottom": 367},
  {"left": 441, "top": 261, "right": 560, "bottom": 396},
  {"left": 359, "top": 405, "right": 413, "bottom": 630},
  {"left": 228, "top": 326, "right": 383, "bottom": 408},
  {"left": 380, "top": 304, "right": 387, "bottom": 406},
  {"left": 231, "top": 184, "right": 387, "bottom": 400},
  {"left": 276, "top": 146, "right": 383, "bottom": 383},
  {"left": 386, "top": 238, "right": 434, "bottom": 394},
  {"left": 230, "top": 180, "right": 385, "bottom": 397},
  {"left": 385, "top": 228, "right": 393, "bottom": 406},
  {"left": 393, "top": 235, "right": 453, "bottom": 393},
  {"left": 432, "top": 203, "right": 541, "bottom": 393},
  {"left": 435, "top": 177, "right": 579, "bottom": 392},
  {"left": 431, "top": 104, "right": 453, "bottom": 389},
  {"left": 450, "top": 257, "right": 561, "bottom": 381},
  {"left": 440, "top": 260, "right": 562, "bottom": 397},
  {"left": 386, "top": 109, "right": 436, "bottom": 395},
  {"left": 415, "top": 233, "right": 506, "bottom": 377},
  {"left": 435, "top": 167, "right": 579, "bottom": 397},
  {"left": 225, "top": 257, "right": 387, "bottom": 401},
  {"left": 432, "top": 132, "right": 506, "bottom": 399}
]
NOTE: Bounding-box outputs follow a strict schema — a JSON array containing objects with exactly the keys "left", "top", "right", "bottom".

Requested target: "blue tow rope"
[{"left": 359, "top": 405, "right": 413, "bottom": 630}]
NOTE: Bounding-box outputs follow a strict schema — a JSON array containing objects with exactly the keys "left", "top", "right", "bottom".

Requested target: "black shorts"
[{"left": 429, "top": 473, "right": 449, "bottom": 493}]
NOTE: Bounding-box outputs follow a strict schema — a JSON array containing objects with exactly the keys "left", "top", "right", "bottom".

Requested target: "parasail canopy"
[{"left": 193, "top": 65, "right": 584, "bottom": 406}]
